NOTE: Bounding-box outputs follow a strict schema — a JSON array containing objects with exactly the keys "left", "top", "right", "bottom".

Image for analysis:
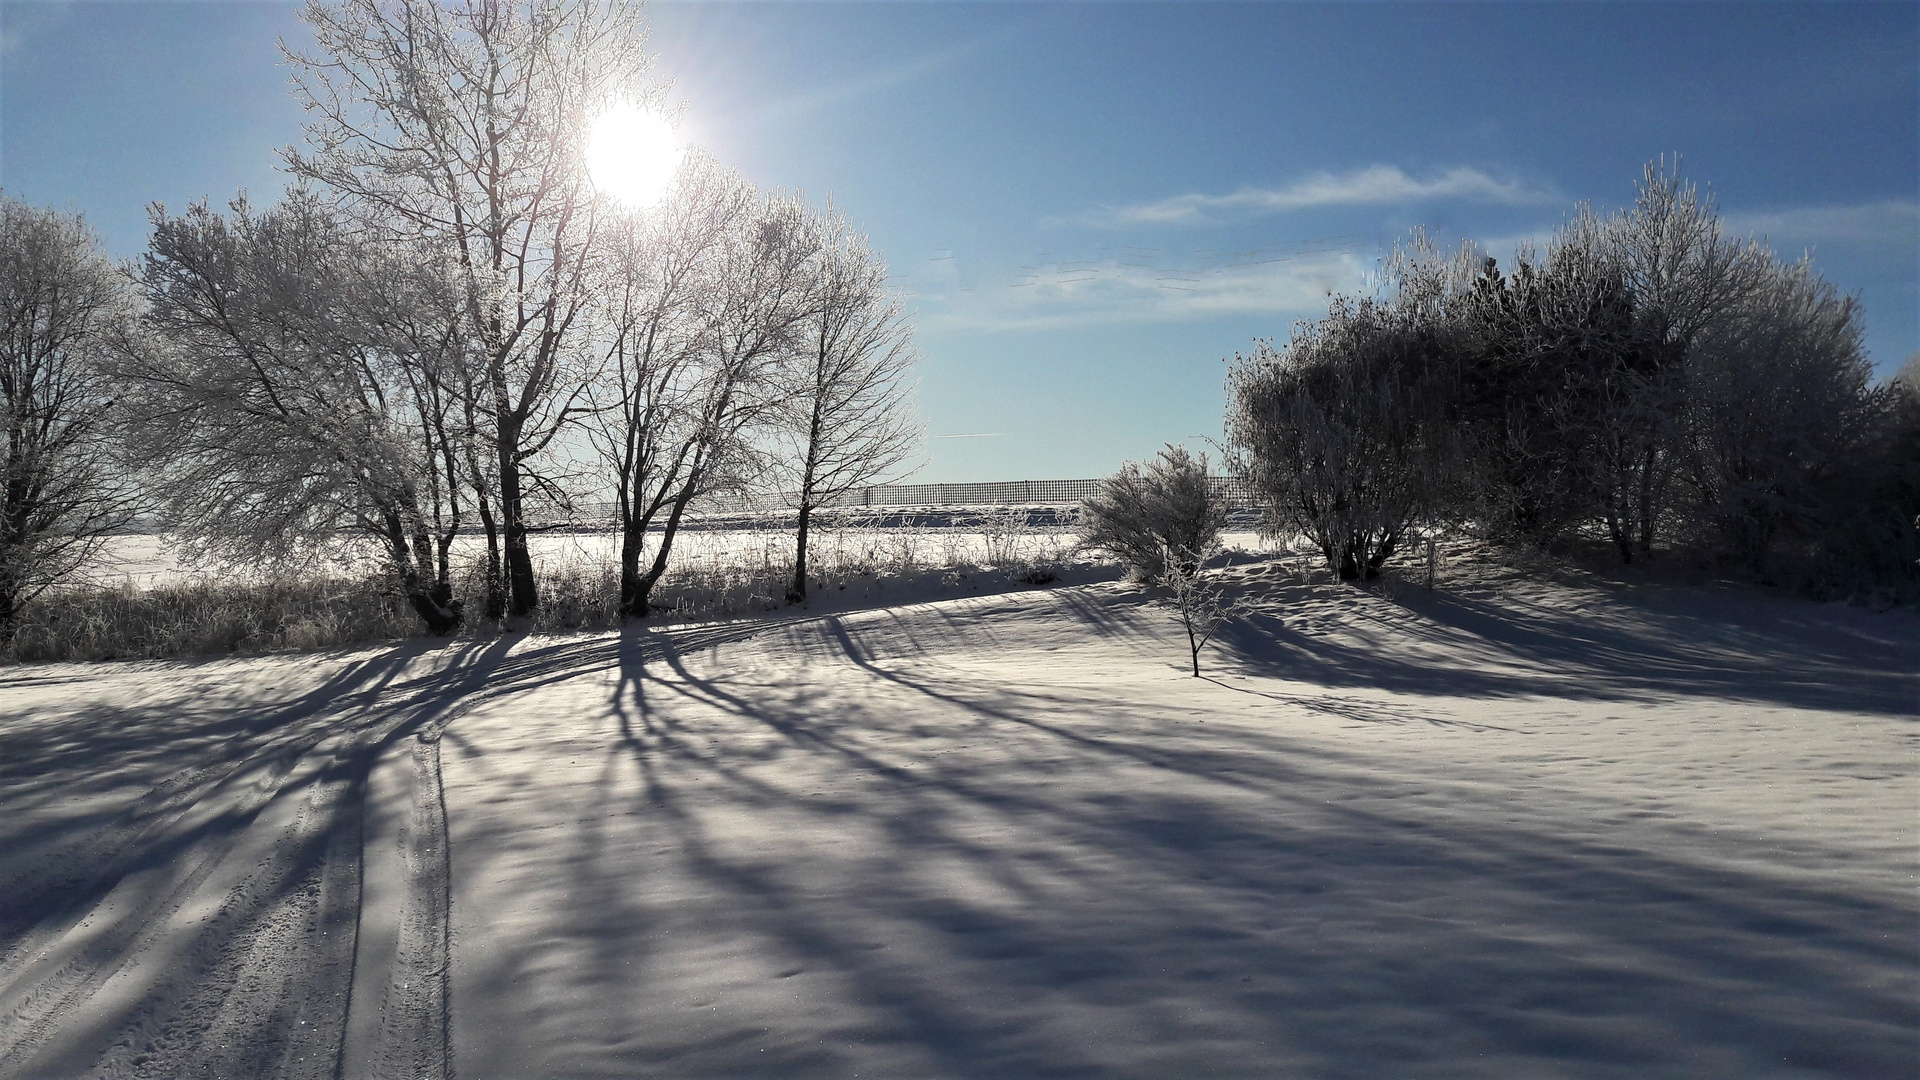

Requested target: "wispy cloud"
[
  {"left": 754, "top": 19, "right": 1034, "bottom": 126},
  {"left": 1473, "top": 199, "right": 1918, "bottom": 269},
  {"left": 0, "top": 2, "right": 73, "bottom": 60},
  {"left": 1723, "top": 199, "right": 1919, "bottom": 249},
  {"left": 914, "top": 238, "right": 1373, "bottom": 333},
  {"left": 1082, "top": 166, "right": 1556, "bottom": 228}
]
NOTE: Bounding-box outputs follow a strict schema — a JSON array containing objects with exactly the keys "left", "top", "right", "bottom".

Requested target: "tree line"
[
  {"left": 0, "top": 0, "right": 921, "bottom": 644},
  {"left": 1226, "top": 160, "right": 1919, "bottom": 596}
]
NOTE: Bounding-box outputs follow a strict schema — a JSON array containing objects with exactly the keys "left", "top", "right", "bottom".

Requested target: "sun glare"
[{"left": 587, "top": 103, "right": 682, "bottom": 208}]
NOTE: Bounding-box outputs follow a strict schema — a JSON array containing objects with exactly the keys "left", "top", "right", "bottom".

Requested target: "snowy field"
[
  {"left": 77, "top": 521, "right": 1118, "bottom": 591},
  {"left": 0, "top": 552, "right": 1914, "bottom": 1078}
]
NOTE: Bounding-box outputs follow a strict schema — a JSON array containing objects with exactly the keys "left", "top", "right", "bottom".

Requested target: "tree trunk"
[
  {"left": 1337, "top": 538, "right": 1361, "bottom": 581},
  {"left": 630, "top": 488, "right": 700, "bottom": 619},
  {"left": 400, "top": 575, "right": 463, "bottom": 635},
  {"left": 496, "top": 451, "right": 538, "bottom": 618},
  {"left": 1602, "top": 461, "right": 1635, "bottom": 564},
  {"left": 790, "top": 392, "right": 826, "bottom": 606},
  {"left": 1364, "top": 530, "right": 1399, "bottom": 579},
  {"left": 618, "top": 514, "right": 648, "bottom": 619},
  {"left": 788, "top": 501, "right": 813, "bottom": 604},
  {"left": 0, "top": 585, "right": 19, "bottom": 650},
  {"left": 505, "top": 517, "right": 536, "bottom": 619},
  {"left": 474, "top": 494, "right": 505, "bottom": 620},
  {"left": 384, "top": 513, "right": 462, "bottom": 635},
  {"left": 1635, "top": 443, "right": 1659, "bottom": 559}
]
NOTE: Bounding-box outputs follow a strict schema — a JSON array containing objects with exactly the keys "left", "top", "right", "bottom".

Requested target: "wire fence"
[
  {"left": 545, "top": 476, "right": 1259, "bottom": 527},
  {"left": 824, "top": 475, "right": 1254, "bottom": 508}
]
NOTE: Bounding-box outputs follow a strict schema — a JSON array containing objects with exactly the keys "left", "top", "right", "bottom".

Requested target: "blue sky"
[{"left": 2, "top": 1, "right": 1914, "bottom": 483}]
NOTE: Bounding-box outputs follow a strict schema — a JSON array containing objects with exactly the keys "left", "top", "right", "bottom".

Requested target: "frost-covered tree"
[
  {"left": 588, "top": 154, "right": 747, "bottom": 618},
  {"left": 1893, "top": 352, "right": 1920, "bottom": 397},
  {"left": 1571, "top": 162, "right": 1776, "bottom": 562},
  {"left": 1243, "top": 159, "right": 1875, "bottom": 580},
  {"left": 771, "top": 205, "right": 920, "bottom": 604},
  {"left": 1226, "top": 235, "right": 1465, "bottom": 583},
  {"left": 1678, "top": 253, "right": 1871, "bottom": 571},
  {"left": 125, "top": 194, "right": 467, "bottom": 633},
  {"left": 0, "top": 197, "right": 139, "bottom": 642},
  {"left": 1156, "top": 535, "right": 1241, "bottom": 678},
  {"left": 586, "top": 162, "right": 822, "bottom": 618},
  {"left": 1081, "top": 445, "right": 1229, "bottom": 581},
  {"left": 283, "top": 0, "right": 656, "bottom": 617},
  {"left": 1448, "top": 244, "right": 1633, "bottom": 549}
]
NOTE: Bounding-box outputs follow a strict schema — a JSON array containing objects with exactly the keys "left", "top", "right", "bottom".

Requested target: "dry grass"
[
  {"left": 5, "top": 519, "right": 1091, "bottom": 665},
  {"left": 4, "top": 576, "right": 417, "bottom": 664}
]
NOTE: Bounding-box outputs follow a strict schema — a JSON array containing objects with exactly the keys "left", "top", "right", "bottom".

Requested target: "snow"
[
  {"left": 77, "top": 521, "right": 1116, "bottom": 592},
  {"left": 1, "top": 552, "right": 1914, "bottom": 1078}
]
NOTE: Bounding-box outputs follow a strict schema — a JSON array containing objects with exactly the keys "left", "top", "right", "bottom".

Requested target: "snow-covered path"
[{"left": 2, "top": 565, "right": 1914, "bottom": 1077}]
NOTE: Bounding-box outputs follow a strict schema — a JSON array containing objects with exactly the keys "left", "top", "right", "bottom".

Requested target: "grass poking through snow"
[{"left": 5, "top": 518, "right": 1094, "bottom": 664}]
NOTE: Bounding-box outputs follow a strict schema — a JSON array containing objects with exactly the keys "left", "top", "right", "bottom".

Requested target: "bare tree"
[
  {"left": 283, "top": 0, "right": 655, "bottom": 617},
  {"left": 771, "top": 206, "right": 920, "bottom": 604},
  {"left": 588, "top": 169, "right": 821, "bottom": 617},
  {"left": 125, "top": 194, "right": 466, "bottom": 633},
  {"left": 1578, "top": 160, "right": 1773, "bottom": 562},
  {"left": 1157, "top": 539, "right": 1241, "bottom": 678},
  {"left": 588, "top": 153, "right": 750, "bottom": 618},
  {"left": 359, "top": 236, "right": 484, "bottom": 620},
  {"left": 1679, "top": 252, "right": 1871, "bottom": 572},
  {"left": 1226, "top": 256, "right": 1464, "bottom": 583},
  {"left": 0, "top": 196, "right": 139, "bottom": 642}
]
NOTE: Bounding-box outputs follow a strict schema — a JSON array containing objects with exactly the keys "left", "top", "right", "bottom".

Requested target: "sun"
[{"left": 587, "top": 103, "right": 682, "bottom": 208}]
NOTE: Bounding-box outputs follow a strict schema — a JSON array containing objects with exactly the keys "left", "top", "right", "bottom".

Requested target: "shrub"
[{"left": 1081, "top": 445, "right": 1229, "bottom": 581}]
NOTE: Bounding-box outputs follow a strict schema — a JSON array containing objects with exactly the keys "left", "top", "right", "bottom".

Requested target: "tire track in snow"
[
  {"left": 0, "top": 660, "right": 426, "bottom": 976},
  {"left": 0, "top": 721, "right": 328, "bottom": 975},
  {"left": 0, "top": 725, "right": 373, "bottom": 1079},
  {"left": 0, "top": 633, "right": 625, "bottom": 1079},
  {"left": 345, "top": 730, "right": 453, "bottom": 1080},
  {"left": 84, "top": 763, "right": 357, "bottom": 1080},
  {"left": 0, "top": 654, "right": 474, "bottom": 1080},
  {"left": 0, "top": 734, "right": 342, "bottom": 1074}
]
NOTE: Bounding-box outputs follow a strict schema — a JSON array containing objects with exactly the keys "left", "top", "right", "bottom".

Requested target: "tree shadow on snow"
[
  {"left": 1209, "top": 573, "right": 1919, "bottom": 716},
  {"left": 460, "top": 605, "right": 1920, "bottom": 1079},
  {"left": 8, "top": 577, "right": 1914, "bottom": 1078}
]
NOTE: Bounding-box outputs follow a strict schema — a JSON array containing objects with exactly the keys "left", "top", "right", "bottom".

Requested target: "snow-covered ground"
[
  {"left": 78, "top": 522, "right": 1124, "bottom": 591},
  {"left": 1, "top": 553, "right": 1914, "bottom": 1078}
]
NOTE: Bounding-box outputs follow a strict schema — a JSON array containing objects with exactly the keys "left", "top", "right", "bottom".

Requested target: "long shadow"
[
  {"left": 1208, "top": 576, "right": 1920, "bottom": 716},
  {"left": 589, "top": 625, "right": 1112, "bottom": 1078},
  {"left": 0, "top": 636, "right": 536, "bottom": 1075},
  {"left": 26, "top": 577, "right": 1903, "bottom": 1076},
  {"left": 0, "top": 644, "right": 432, "bottom": 952},
  {"left": 534, "top": 605, "right": 1916, "bottom": 1077},
  {"left": 1196, "top": 674, "right": 1530, "bottom": 732},
  {"left": 0, "top": 634, "right": 515, "bottom": 976}
]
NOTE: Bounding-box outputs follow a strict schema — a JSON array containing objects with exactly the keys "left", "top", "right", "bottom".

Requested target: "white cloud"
[
  {"left": 1722, "top": 199, "right": 1919, "bottom": 248},
  {"left": 915, "top": 240, "right": 1373, "bottom": 333},
  {"left": 1085, "top": 166, "right": 1556, "bottom": 228}
]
